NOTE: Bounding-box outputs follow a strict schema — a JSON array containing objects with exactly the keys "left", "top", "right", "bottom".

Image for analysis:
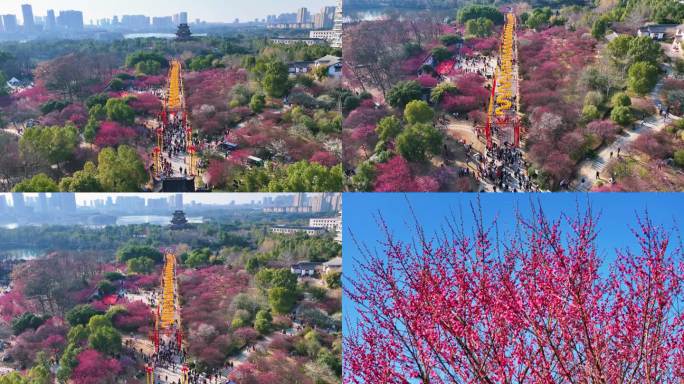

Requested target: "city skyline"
[
  {"left": 0, "top": 0, "right": 335, "bottom": 24},
  {"left": 0, "top": 192, "right": 340, "bottom": 208}
]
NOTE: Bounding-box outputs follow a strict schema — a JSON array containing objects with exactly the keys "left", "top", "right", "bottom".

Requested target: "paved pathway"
[{"left": 572, "top": 65, "right": 673, "bottom": 191}]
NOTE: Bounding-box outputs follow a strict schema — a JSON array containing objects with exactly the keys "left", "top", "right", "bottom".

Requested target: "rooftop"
[
  {"left": 272, "top": 225, "right": 325, "bottom": 230},
  {"left": 324, "top": 256, "right": 342, "bottom": 267},
  {"left": 291, "top": 261, "right": 322, "bottom": 269},
  {"left": 315, "top": 55, "right": 341, "bottom": 66}
]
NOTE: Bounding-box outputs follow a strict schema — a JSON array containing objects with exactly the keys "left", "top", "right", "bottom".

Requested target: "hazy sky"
[
  {"left": 72, "top": 193, "right": 295, "bottom": 206},
  {"left": 1, "top": 193, "right": 309, "bottom": 206},
  {"left": 0, "top": 0, "right": 335, "bottom": 24}
]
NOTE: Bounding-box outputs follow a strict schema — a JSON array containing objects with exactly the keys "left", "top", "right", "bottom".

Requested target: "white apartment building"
[{"left": 271, "top": 225, "right": 326, "bottom": 236}]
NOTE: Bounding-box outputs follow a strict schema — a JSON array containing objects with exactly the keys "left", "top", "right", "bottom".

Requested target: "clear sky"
[
  {"left": 343, "top": 193, "right": 684, "bottom": 329},
  {"left": 0, "top": 0, "right": 335, "bottom": 24}
]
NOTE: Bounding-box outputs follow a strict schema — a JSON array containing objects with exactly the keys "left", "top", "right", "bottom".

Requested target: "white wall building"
[
  {"left": 271, "top": 225, "right": 325, "bottom": 236},
  {"left": 309, "top": 0, "right": 342, "bottom": 48}
]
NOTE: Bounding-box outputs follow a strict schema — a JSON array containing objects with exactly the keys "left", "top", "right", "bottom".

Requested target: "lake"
[
  {"left": 346, "top": 7, "right": 455, "bottom": 22},
  {"left": 0, "top": 248, "right": 42, "bottom": 260},
  {"left": 124, "top": 33, "right": 208, "bottom": 39},
  {"left": 1, "top": 216, "right": 204, "bottom": 228},
  {"left": 116, "top": 215, "right": 204, "bottom": 226}
]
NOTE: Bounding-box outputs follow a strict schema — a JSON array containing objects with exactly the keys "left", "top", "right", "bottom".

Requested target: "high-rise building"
[
  {"left": 174, "top": 194, "right": 183, "bottom": 210},
  {"left": 2, "top": 15, "right": 19, "bottom": 33},
  {"left": 310, "top": 194, "right": 331, "bottom": 212},
  {"left": 179, "top": 12, "right": 188, "bottom": 24},
  {"left": 121, "top": 15, "right": 150, "bottom": 29},
  {"left": 152, "top": 16, "right": 173, "bottom": 29},
  {"left": 46, "top": 9, "right": 56, "bottom": 30},
  {"left": 0, "top": 195, "right": 6, "bottom": 212},
  {"left": 11, "top": 193, "right": 25, "bottom": 212},
  {"left": 50, "top": 193, "right": 76, "bottom": 211},
  {"left": 323, "top": 6, "right": 336, "bottom": 28},
  {"left": 297, "top": 7, "right": 308, "bottom": 24},
  {"left": 327, "top": 193, "right": 341, "bottom": 212},
  {"left": 57, "top": 10, "right": 83, "bottom": 30},
  {"left": 37, "top": 193, "right": 48, "bottom": 213},
  {"left": 309, "top": 0, "right": 343, "bottom": 48},
  {"left": 147, "top": 197, "right": 169, "bottom": 210},
  {"left": 293, "top": 193, "right": 305, "bottom": 208},
  {"left": 0, "top": 17, "right": 4, "bottom": 32},
  {"left": 21, "top": 4, "right": 34, "bottom": 31},
  {"left": 313, "top": 13, "right": 325, "bottom": 29},
  {"left": 333, "top": 0, "right": 343, "bottom": 33},
  {"left": 115, "top": 196, "right": 145, "bottom": 211},
  {"left": 172, "top": 14, "right": 180, "bottom": 25}
]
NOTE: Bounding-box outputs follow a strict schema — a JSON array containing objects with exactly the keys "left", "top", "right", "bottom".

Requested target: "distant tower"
[
  {"left": 293, "top": 193, "right": 305, "bottom": 208},
  {"left": 176, "top": 23, "right": 192, "bottom": 41},
  {"left": 334, "top": 0, "right": 343, "bottom": 32},
  {"left": 2, "top": 15, "right": 19, "bottom": 33},
  {"left": 38, "top": 193, "right": 48, "bottom": 213},
  {"left": 21, "top": 4, "right": 34, "bottom": 31},
  {"left": 11, "top": 193, "right": 25, "bottom": 213},
  {"left": 170, "top": 210, "right": 190, "bottom": 229},
  {"left": 331, "top": 0, "right": 343, "bottom": 48},
  {"left": 179, "top": 12, "right": 188, "bottom": 25},
  {"left": 297, "top": 7, "right": 308, "bottom": 24},
  {"left": 46, "top": 10, "right": 56, "bottom": 30}
]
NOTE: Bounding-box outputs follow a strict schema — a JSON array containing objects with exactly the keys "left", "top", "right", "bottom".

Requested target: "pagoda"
[
  {"left": 170, "top": 210, "right": 191, "bottom": 229},
  {"left": 176, "top": 23, "right": 192, "bottom": 41}
]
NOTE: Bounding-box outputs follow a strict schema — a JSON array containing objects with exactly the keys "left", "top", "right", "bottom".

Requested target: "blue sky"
[
  {"left": 343, "top": 193, "right": 684, "bottom": 328},
  {"left": 0, "top": 1, "right": 334, "bottom": 23}
]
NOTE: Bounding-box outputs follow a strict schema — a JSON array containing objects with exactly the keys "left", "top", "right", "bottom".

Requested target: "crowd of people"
[
  {"left": 453, "top": 54, "right": 496, "bottom": 79},
  {"left": 475, "top": 144, "right": 535, "bottom": 192},
  {"left": 163, "top": 113, "right": 189, "bottom": 161}
]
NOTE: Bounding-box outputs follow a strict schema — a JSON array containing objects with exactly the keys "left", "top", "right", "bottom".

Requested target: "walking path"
[
  {"left": 122, "top": 263, "right": 309, "bottom": 384},
  {"left": 153, "top": 60, "right": 197, "bottom": 181},
  {"left": 572, "top": 65, "right": 673, "bottom": 191}
]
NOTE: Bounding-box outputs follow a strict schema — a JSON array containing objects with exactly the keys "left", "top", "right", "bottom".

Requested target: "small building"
[
  {"left": 291, "top": 261, "right": 322, "bottom": 276},
  {"left": 217, "top": 141, "right": 238, "bottom": 157},
  {"left": 309, "top": 29, "right": 342, "bottom": 47},
  {"left": 271, "top": 225, "right": 326, "bottom": 236},
  {"left": 7, "top": 77, "right": 20, "bottom": 88},
  {"left": 314, "top": 55, "right": 343, "bottom": 79},
  {"left": 323, "top": 257, "right": 342, "bottom": 274},
  {"left": 637, "top": 24, "right": 680, "bottom": 40},
  {"left": 247, "top": 156, "right": 264, "bottom": 167},
  {"left": 176, "top": 23, "right": 193, "bottom": 41},
  {"left": 315, "top": 55, "right": 341, "bottom": 67},
  {"left": 310, "top": 216, "right": 342, "bottom": 243},
  {"left": 268, "top": 22, "right": 315, "bottom": 30},
  {"left": 288, "top": 61, "right": 313, "bottom": 74},
  {"left": 309, "top": 216, "right": 341, "bottom": 231},
  {"left": 270, "top": 37, "right": 325, "bottom": 46},
  {"left": 169, "top": 210, "right": 191, "bottom": 229}
]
